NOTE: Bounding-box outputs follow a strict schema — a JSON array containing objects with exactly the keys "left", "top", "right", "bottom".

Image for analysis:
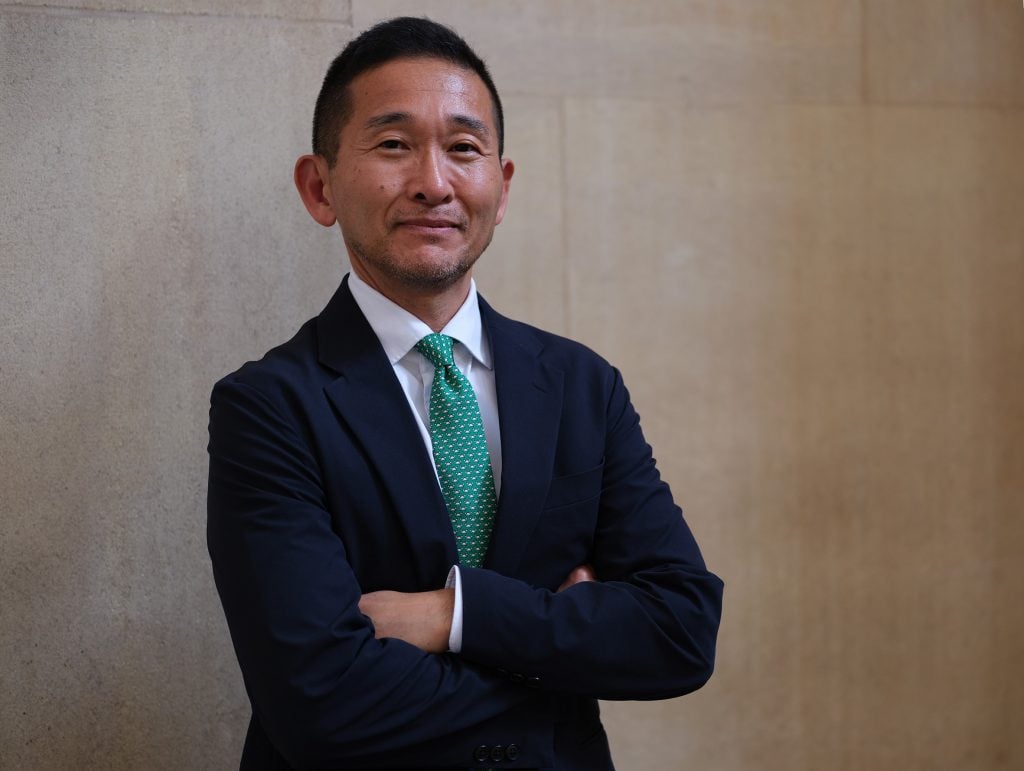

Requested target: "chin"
[
  {"left": 378, "top": 254, "right": 476, "bottom": 292},
  {"left": 350, "top": 237, "right": 484, "bottom": 293},
  {"left": 399, "top": 263, "right": 474, "bottom": 292}
]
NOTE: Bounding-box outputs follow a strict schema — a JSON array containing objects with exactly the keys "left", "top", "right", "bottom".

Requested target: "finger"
[
  {"left": 576, "top": 563, "right": 597, "bottom": 582},
  {"left": 557, "top": 564, "right": 596, "bottom": 592}
]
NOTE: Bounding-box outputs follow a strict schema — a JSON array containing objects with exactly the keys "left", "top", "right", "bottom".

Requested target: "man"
[{"left": 208, "top": 16, "right": 723, "bottom": 771}]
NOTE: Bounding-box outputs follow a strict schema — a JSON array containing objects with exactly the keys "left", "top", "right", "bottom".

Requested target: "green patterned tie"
[{"left": 415, "top": 333, "right": 497, "bottom": 568}]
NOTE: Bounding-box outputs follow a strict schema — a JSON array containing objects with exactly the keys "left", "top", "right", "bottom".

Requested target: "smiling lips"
[{"left": 395, "top": 215, "right": 463, "bottom": 232}]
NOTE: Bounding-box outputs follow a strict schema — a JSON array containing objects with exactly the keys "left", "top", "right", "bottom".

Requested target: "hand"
[
  {"left": 557, "top": 563, "right": 597, "bottom": 592},
  {"left": 358, "top": 588, "right": 454, "bottom": 653}
]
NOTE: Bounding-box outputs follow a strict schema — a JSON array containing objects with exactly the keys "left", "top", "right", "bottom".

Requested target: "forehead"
[{"left": 346, "top": 57, "right": 496, "bottom": 129}]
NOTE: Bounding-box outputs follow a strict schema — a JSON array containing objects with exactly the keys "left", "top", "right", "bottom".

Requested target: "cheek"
[
  {"left": 339, "top": 174, "right": 398, "bottom": 208},
  {"left": 462, "top": 172, "right": 506, "bottom": 213}
]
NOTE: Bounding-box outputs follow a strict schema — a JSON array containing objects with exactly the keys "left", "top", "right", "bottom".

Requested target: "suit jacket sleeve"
[
  {"left": 207, "top": 376, "right": 550, "bottom": 769},
  {"left": 458, "top": 362, "right": 724, "bottom": 700}
]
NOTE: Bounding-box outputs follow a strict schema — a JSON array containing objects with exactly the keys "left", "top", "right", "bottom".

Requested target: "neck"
[
  {"left": 394, "top": 287, "right": 469, "bottom": 333},
  {"left": 350, "top": 263, "right": 472, "bottom": 332}
]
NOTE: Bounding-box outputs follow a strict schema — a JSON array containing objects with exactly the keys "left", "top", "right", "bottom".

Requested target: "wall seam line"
[
  {"left": 0, "top": 3, "right": 351, "bottom": 25},
  {"left": 558, "top": 95, "right": 572, "bottom": 339}
]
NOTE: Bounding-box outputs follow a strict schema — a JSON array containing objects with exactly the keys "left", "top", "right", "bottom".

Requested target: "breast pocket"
[{"left": 543, "top": 461, "right": 604, "bottom": 511}]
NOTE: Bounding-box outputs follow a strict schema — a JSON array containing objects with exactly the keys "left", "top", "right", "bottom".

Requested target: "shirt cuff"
[{"left": 445, "top": 565, "right": 463, "bottom": 653}]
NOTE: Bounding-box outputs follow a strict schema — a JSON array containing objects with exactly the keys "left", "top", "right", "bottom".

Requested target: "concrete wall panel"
[
  {"left": 566, "top": 96, "right": 1024, "bottom": 769},
  {"left": 353, "top": 0, "right": 863, "bottom": 105},
  {"left": 1, "top": 6, "right": 352, "bottom": 767},
  {"left": 866, "top": 0, "right": 1024, "bottom": 106}
]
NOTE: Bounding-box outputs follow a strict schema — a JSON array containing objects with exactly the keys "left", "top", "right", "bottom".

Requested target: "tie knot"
[{"left": 415, "top": 333, "right": 456, "bottom": 370}]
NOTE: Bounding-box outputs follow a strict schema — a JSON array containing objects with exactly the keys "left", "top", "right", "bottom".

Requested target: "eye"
[
  {"left": 378, "top": 139, "right": 406, "bottom": 151},
  {"left": 450, "top": 141, "right": 480, "bottom": 154}
]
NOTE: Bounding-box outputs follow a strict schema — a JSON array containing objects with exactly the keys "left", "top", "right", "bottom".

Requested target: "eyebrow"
[
  {"left": 450, "top": 114, "right": 490, "bottom": 137},
  {"left": 362, "top": 111, "right": 491, "bottom": 137},
  {"left": 363, "top": 111, "right": 412, "bottom": 130}
]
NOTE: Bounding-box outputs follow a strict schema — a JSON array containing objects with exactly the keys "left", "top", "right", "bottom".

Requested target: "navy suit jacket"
[{"left": 207, "top": 276, "right": 723, "bottom": 770}]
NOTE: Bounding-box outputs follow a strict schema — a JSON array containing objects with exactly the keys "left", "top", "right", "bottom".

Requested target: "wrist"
[{"left": 435, "top": 587, "right": 455, "bottom": 652}]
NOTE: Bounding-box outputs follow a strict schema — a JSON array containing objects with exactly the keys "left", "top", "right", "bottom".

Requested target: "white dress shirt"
[{"left": 347, "top": 271, "right": 501, "bottom": 653}]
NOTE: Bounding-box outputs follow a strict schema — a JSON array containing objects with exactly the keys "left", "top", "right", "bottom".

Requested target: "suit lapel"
[
  {"left": 314, "top": 281, "right": 565, "bottom": 581},
  {"left": 481, "top": 300, "right": 565, "bottom": 576},
  {"left": 317, "top": 278, "right": 458, "bottom": 580}
]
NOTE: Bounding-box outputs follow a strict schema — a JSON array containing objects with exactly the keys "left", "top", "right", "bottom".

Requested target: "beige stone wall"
[{"left": 2, "top": 1, "right": 1022, "bottom": 768}]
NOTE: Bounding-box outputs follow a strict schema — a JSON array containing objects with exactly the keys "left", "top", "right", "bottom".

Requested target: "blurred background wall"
[{"left": 2, "top": 1, "right": 1022, "bottom": 768}]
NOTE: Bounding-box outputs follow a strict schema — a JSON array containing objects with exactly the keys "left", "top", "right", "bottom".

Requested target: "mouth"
[{"left": 396, "top": 218, "right": 461, "bottom": 232}]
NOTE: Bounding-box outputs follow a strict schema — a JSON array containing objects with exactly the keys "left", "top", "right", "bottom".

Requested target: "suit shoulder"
[
  {"left": 211, "top": 316, "right": 325, "bottom": 402},
  {"left": 491, "top": 314, "right": 616, "bottom": 375}
]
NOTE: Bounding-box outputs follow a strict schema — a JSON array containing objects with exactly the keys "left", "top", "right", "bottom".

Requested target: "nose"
[{"left": 408, "top": 147, "right": 454, "bottom": 205}]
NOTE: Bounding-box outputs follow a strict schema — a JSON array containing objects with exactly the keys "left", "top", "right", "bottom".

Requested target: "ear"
[
  {"left": 494, "top": 157, "right": 515, "bottom": 226},
  {"left": 294, "top": 154, "right": 337, "bottom": 227}
]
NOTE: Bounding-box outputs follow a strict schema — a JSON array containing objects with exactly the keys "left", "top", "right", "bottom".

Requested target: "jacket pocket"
[{"left": 542, "top": 462, "right": 604, "bottom": 511}]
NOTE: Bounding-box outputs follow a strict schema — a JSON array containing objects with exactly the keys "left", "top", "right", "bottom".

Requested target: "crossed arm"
[
  {"left": 208, "top": 363, "right": 722, "bottom": 765},
  {"left": 358, "top": 564, "right": 597, "bottom": 653}
]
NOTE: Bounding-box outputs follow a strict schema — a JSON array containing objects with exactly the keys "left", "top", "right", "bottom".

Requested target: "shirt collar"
[{"left": 347, "top": 271, "right": 492, "bottom": 370}]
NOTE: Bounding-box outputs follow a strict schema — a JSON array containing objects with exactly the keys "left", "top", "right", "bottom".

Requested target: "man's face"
[{"left": 324, "top": 57, "right": 513, "bottom": 295}]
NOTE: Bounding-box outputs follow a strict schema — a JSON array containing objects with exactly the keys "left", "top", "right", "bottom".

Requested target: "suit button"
[
  {"left": 509, "top": 672, "right": 525, "bottom": 684},
  {"left": 525, "top": 676, "right": 541, "bottom": 689},
  {"left": 474, "top": 745, "right": 490, "bottom": 763},
  {"left": 506, "top": 743, "right": 520, "bottom": 761},
  {"left": 490, "top": 744, "right": 505, "bottom": 762}
]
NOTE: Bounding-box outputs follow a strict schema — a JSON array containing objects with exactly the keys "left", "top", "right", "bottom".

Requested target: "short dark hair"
[{"left": 312, "top": 17, "right": 505, "bottom": 166}]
